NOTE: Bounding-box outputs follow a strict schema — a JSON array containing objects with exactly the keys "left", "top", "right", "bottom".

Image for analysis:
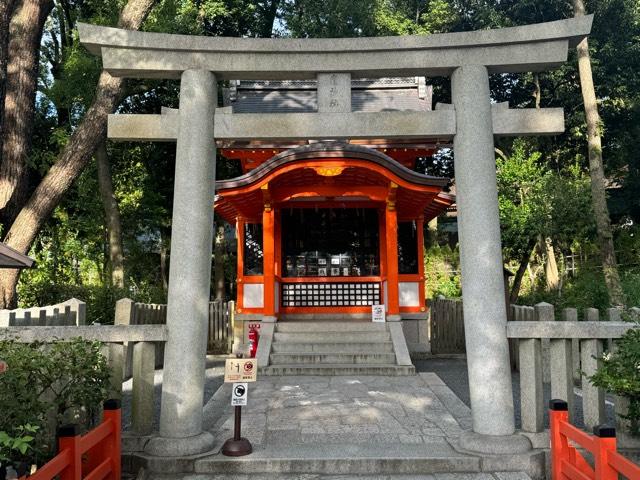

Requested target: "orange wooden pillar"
[
  {"left": 385, "top": 183, "right": 400, "bottom": 317},
  {"left": 262, "top": 206, "right": 276, "bottom": 318},
  {"left": 236, "top": 217, "right": 245, "bottom": 312},
  {"left": 417, "top": 216, "right": 426, "bottom": 310}
]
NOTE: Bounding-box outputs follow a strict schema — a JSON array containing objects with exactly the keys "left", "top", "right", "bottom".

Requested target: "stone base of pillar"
[
  {"left": 386, "top": 314, "right": 402, "bottom": 322},
  {"left": 261, "top": 315, "right": 277, "bottom": 323},
  {"left": 458, "top": 430, "right": 532, "bottom": 455},
  {"left": 144, "top": 431, "right": 215, "bottom": 457}
]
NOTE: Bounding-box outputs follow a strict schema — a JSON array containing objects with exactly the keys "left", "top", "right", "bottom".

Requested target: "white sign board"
[
  {"left": 224, "top": 358, "right": 257, "bottom": 383},
  {"left": 372, "top": 304, "right": 385, "bottom": 323},
  {"left": 231, "top": 383, "right": 248, "bottom": 406}
]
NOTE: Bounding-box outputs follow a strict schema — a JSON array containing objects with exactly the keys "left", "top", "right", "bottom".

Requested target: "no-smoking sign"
[
  {"left": 231, "top": 383, "right": 248, "bottom": 406},
  {"left": 224, "top": 358, "right": 257, "bottom": 382}
]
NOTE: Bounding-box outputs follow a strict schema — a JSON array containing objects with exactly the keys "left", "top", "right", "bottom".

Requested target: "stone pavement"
[
  {"left": 207, "top": 373, "right": 472, "bottom": 449},
  {"left": 128, "top": 371, "right": 542, "bottom": 478}
]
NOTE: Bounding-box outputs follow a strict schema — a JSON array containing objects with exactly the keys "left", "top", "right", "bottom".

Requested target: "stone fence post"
[
  {"left": 107, "top": 298, "right": 135, "bottom": 398},
  {"left": 535, "top": 302, "right": 553, "bottom": 383}
]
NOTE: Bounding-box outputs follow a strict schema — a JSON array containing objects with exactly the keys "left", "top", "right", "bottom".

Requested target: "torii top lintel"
[{"left": 78, "top": 16, "right": 592, "bottom": 80}]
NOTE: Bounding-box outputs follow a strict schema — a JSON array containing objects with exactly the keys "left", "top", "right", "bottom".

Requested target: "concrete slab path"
[{"left": 206, "top": 373, "right": 472, "bottom": 449}]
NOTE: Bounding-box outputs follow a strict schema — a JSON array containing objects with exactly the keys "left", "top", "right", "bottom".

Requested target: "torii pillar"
[
  {"left": 146, "top": 69, "right": 217, "bottom": 456},
  {"left": 452, "top": 65, "right": 530, "bottom": 454}
]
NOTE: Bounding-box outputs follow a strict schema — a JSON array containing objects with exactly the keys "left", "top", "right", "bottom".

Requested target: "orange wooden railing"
[
  {"left": 550, "top": 399, "right": 640, "bottom": 480},
  {"left": 30, "top": 399, "right": 121, "bottom": 480}
]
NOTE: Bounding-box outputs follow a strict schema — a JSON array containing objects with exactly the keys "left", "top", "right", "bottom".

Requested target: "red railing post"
[
  {"left": 102, "top": 399, "right": 122, "bottom": 480},
  {"left": 549, "top": 399, "right": 569, "bottom": 480},
  {"left": 57, "top": 425, "right": 81, "bottom": 480},
  {"left": 592, "top": 425, "right": 617, "bottom": 480}
]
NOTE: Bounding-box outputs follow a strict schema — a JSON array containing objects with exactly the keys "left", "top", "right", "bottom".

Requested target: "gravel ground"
[
  {"left": 413, "top": 356, "right": 616, "bottom": 430},
  {"left": 120, "top": 354, "right": 615, "bottom": 432}
]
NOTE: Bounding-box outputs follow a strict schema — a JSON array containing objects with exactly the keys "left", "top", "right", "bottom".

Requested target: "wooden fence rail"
[
  {"left": 428, "top": 297, "right": 465, "bottom": 354},
  {"left": 29, "top": 399, "right": 122, "bottom": 480},
  {"left": 112, "top": 298, "right": 233, "bottom": 376}
]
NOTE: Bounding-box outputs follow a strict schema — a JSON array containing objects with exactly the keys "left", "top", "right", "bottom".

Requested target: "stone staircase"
[{"left": 260, "top": 321, "right": 415, "bottom": 375}]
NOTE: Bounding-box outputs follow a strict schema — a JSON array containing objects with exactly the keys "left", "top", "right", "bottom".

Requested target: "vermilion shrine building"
[{"left": 214, "top": 78, "right": 453, "bottom": 327}]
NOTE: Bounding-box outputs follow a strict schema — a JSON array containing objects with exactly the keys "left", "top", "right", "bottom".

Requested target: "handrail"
[
  {"left": 550, "top": 399, "right": 640, "bottom": 480},
  {"left": 29, "top": 399, "right": 121, "bottom": 480}
]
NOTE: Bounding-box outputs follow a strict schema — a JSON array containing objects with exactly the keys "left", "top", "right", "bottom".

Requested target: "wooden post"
[
  {"left": 416, "top": 216, "right": 426, "bottom": 310},
  {"left": 57, "top": 424, "right": 81, "bottom": 480},
  {"left": 263, "top": 205, "right": 275, "bottom": 318},
  {"left": 236, "top": 217, "right": 245, "bottom": 312},
  {"left": 385, "top": 184, "right": 399, "bottom": 317}
]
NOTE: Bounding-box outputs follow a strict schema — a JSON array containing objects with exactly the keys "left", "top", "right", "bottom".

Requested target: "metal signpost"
[{"left": 222, "top": 359, "right": 256, "bottom": 456}]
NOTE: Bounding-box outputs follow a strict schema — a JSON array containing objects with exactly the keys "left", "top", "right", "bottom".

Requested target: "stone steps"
[
  {"left": 192, "top": 455, "right": 482, "bottom": 475},
  {"left": 269, "top": 352, "right": 398, "bottom": 365},
  {"left": 273, "top": 331, "right": 391, "bottom": 343},
  {"left": 271, "top": 341, "right": 394, "bottom": 353},
  {"left": 261, "top": 363, "right": 415, "bottom": 376},
  {"left": 261, "top": 321, "right": 415, "bottom": 376},
  {"left": 275, "top": 321, "right": 388, "bottom": 332}
]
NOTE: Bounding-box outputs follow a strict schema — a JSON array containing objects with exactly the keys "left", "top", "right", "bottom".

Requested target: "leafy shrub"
[
  {"left": 0, "top": 339, "right": 110, "bottom": 468},
  {"left": 17, "top": 281, "right": 166, "bottom": 325},
  {"left": 424, "top": 244, "right": 461, "bottom": 299},
  {"left": 589, "top": 320, "right": 640, "bottom": 435}
]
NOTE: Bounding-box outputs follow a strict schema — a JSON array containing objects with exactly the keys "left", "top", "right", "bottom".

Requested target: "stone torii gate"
[{"left": 78, "top": 16, "right": 593, "bottom": 457}]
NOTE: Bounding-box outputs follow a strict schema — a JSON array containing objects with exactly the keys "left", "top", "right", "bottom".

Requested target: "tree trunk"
[
  {"left": 0, "top": 0, "right": 16, "bottom": 155},
  {"left": 573, "top": 0, "right": 625, "bottom": 306},
  {"left": 159, "top": 228, "right": 169, "bottom": 292},
  {"left": 96, "top": 142, "right": 125, "bottom": 288},
  {"left": 258, "top": 0, "right": 280, "bottom": 37},
  {"left": 0, "top": 0, "right": 157, "bottom": 308},
  {"left": 427, "top": 217, "right": 438, "bottom": 247},
  {"left": 0, "top": 0, "right": 54, "bottom": 226},
  {"left": 213, "top": 224, "right": 226, "bottom": 301},
  {"left": 510, "top": 238, "right": 536, "bottom": 304},
  {"left": 538, "top": 235, "right": 559, "bottom": 291}
]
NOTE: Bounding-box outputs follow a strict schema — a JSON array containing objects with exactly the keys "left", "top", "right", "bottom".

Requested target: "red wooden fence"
[
  {"left": 30, "top": 399, "right": 121, "bottom": 480},
  {"left": 550, "top": 399, "right": 640, "bottom": 480}
]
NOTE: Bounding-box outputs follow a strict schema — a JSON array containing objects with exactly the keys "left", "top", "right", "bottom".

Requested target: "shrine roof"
[
  {"left": 223, "top": 77, "right": 432, "bottom": 114},
  {"left": 214, "top": 143, "right": 454, "bottom": 224},
  {"left": 0, "top": 242, "right": 35, "bottom": 269},
  {"left": 216, "top": 142, "right": 449, "bottom": 191}
]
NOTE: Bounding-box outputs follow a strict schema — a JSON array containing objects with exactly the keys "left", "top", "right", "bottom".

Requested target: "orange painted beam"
[{"left": 273, "top": 185, "right": 388, "bottom": 203}]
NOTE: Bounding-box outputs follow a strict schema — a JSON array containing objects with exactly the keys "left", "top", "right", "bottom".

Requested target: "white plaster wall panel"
[
  {"left": 244, "top": 283, "right": 264, "bottom": 308},
  {"left": 399, "top": 282, "right": 420, "bottom": 307}
]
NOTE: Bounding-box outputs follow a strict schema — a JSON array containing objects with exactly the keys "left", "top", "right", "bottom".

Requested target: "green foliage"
[
  {"left": 590, "top": 321, "right": 640, "bottom": 435},
  {"left": 497, "top": 139, "right": 595, "bottom": 267},
  {"left": 424, "top": 244, "right": 461, "bottom": 299},
  {"left": 497, "top": 140, "right": 547, "bottom": 262},
  {"left": 517, "top": 266, "right": 640, "bottom": 315},
  {"left": 0, "top": 339, "right": 110, "bottom": 465},
  {"left": 0, "top": 424, "right": 39, "bottom": 465}
]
